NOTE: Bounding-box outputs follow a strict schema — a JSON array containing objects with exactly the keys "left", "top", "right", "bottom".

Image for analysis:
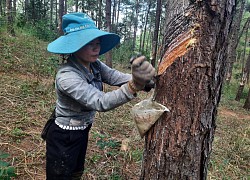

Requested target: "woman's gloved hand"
[{"left": 129, "top": 56, "right": 155, "bottom": 92}]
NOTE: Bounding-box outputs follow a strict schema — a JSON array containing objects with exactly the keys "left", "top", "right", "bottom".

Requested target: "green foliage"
[
  {"left": 131, "top": 149, "right": 143, "bottom": 162},
  {"left": 20, "top": 20, "right": 58, "bottom": 41},
  {"left": 11, "top": 127, "right": 26, "bottom": 138},
  {"left": 109, "top": 173, "right": 122, "bottom": 180},
  {"left": 112, "top": 42, "right": 133, "bottom": 64},
  {"left": 97, "top": 139, "right": 120, "bottom": 150},
  {"left": 93, "top": 131, "right": 120, "bottom": 150},
  {"left": 37, "top": 56, "right": 60, "bottom": 76},
  {"left": 111, "top": 40, "right": 150, "bottom": 65},
  {"left": 0, "top": 152, "right": 16, "bottom": 180}
]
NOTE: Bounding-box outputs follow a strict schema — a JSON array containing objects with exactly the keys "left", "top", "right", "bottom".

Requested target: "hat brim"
[{"left": 47, "top": 29, "right": 120, "bottom": 55}]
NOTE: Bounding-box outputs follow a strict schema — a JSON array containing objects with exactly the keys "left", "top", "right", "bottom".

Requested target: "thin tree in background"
[
  {"left": 50, "top": 0, "right": 53, "bottom": 30},
  {"left": 150, "top": 0, "right": 161, "bottom": 67},
  {"left": 140, "top": 0, "right": 152, "bottom": 53},
  {"left": 0, "top": 1, "right": 3, "bottom": 16},
  {"left": 235, "top": 20, "right": 250, "bottom": 101},
  {"left": 75, "top": 0, "right": 79, "bottom": 12},
  {"left": 243, "top": 84, "right": 250, "bottom": 109},
  {"left": 226, "top": 0, "right": 246, "bottom": 83},
  {"left": 116, "top": 0, "right": 120, "bottom": 25},
  {"left": 105, "top": 0, "right": 112, "bottom": 67},
  {"left": 140, "top": 1, "right": 235, "bottom": 179},
  {"left": 97, "top": 0, "right": 102, "bottom": 29},
  {"left": 58, "top": 0, "right": 65, "bottom": 35},
  {"left": 6, "top": 0, "right": 15, "bottom": 36},
  {"left": 132, "top": 0, "right": 139, "bottom": 51}
]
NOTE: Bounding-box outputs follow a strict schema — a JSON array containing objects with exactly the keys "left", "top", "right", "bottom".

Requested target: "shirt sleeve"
[
  {"left": 56, "top": 68, "right": 135, "bottom": 112},
  {"left": 98, "top": 60, "right": 132, "bottom": 86}
]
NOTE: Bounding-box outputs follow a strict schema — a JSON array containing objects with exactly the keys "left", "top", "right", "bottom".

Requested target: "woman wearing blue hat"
[{"left": 45, "top": 12, "right": 155, "bottom": 179}]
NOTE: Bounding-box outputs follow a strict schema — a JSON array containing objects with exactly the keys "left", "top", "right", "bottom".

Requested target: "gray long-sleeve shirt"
[{"left": 55, "top": 56, "right": 134, "bottom": 130}]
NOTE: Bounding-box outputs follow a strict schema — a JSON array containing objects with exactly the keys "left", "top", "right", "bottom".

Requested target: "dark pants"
[{"left": 46, "top": 122, "right": 91, "bottom": 180}]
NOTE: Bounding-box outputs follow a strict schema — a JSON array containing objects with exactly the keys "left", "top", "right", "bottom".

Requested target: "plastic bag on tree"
[{"left": 131, "top": 97, "right": 169, "bottom": 138}]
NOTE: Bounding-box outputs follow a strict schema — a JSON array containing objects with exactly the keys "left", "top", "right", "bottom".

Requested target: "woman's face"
[{"left": 74, "top": 38, "right": 101, "bottom": 63}]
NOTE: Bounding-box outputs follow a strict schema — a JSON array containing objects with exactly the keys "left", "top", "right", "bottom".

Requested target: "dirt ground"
[{"left": 1, "top": 72, "right": 249, "bottom": 180}]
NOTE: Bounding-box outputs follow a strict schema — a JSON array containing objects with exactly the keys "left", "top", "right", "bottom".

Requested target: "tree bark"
[
  {"left": 151, "top": 0, "right": 162, "bottom": 67},
  {"left": 58, "top": 0, "right": 65, "bottom": 35},
  {"left": 225, "top": 0, "right": 246, "bottom": 83},
  {"left": 235, "top": 20, "right": 250, "bottom": 101},
  {"left": 75, "top": 0, "right": 79, "bottom": 12},
  {"left": 105, "top": 0, "right": 112, "bottom": 67},
  {"left": 97, "top": 0, "right": 102, "bottom": 29},
  {"left": 140, "top": 1, "right": 235, "bottom": 179},
  {"left": 243, "top": 88, "right": 250, "bottom": 109},
  {"left": 140, "top": 0, "right": 151, "bottom": 53},
  {"left": 50, "top": 0, "right": 53, "bottom": 30},
  {"left": 235, "top": 45, "right": 250, "bottom": 101},
  {"left": 6, "top": 0, "right": 15, "bottom": 36},
  {"left": 132, "top": 0, "right": 139, "bottom": 51}
]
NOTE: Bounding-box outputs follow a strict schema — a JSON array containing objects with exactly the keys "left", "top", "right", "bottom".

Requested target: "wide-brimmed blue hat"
[{"left": 47, "top": 13, "right": 120, "bottom": 55}]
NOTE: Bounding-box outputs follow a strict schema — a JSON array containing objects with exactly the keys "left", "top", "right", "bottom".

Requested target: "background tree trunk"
[
  {"left": 235, "top": 21, "right": 250, "bottom": 101},
  {"left": 150, "top": 0, "right": 161, "bottom": 67},
  {"left": 140, "top": 1, "right": 235, "bottom": 179},
  {"left": 75, "top": 0, "right": 79, "bottom": 12},
  {"left": 226, "top": 0, "right": 246, "bottom": 83},
  {"left": 97, "top": 0, "right": 102, "bottom": 29},
  {"left": 6, "top": 0, "right": 15, "bottom": 36},
  {"left": 235, "top": 43, "right": 250, "bottom": 101},
  {"left": 243, "top": 87, "right": 250, "bottom": 109},
  {"left": 140, "top": 0, "right": 151, "bottom": 53},
  {"left": 105, "top": 0, "right": 112, "bottom": 67},
  {"left": 58, "top": 0, "right": 65, "bottom": 35},
  {"left": 132, "top": 0, "right": 139, "bottom": 51}
]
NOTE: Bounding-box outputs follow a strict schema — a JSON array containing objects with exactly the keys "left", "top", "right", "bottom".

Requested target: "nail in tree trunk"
[{"left": 140, "top": 1, "right": 235, "bottom": 179}]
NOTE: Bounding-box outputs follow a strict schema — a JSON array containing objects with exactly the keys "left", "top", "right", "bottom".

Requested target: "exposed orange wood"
[{"left": 158, "top": 30, "right": 196, "bottom": 75}]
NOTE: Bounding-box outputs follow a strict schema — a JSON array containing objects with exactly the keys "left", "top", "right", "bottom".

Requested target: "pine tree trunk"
[
  {"left": 151, "top": 0, "right": 161, "bottom": 67},
  {"left": 243, "top": 88, "right": 250, "bottom": 110},
  {"left": 6, "top": 0, "right": 15, "bottom": 36},
  {"left": 226, "top": 0, "right": 245, "bottom": 83},
  {"left": 141, "top": 1, "right": 151, "bottom": 53},
  {"left": 105, "top": 0, "right": 112, "bottom": 67},
  {"left": 75, "top": 0, "right": 78, "bottom": 12},
  {"left": 58, "top": 0, "right": 64, "bottom": 35},
  {"left": 132, "top": 0, "right": 139, "bottom": 51},
  {"left": 140, "top": 1, "right": 235, "bottom": 179},
  {"left": 50, "top": 0, "right": 53, "bottom": 30},
  {"left": 235, "top": 21, "right": 250, "bottom": 101},
  {"left": 97, "top": 0, "right": 102, "bottom": 29}
]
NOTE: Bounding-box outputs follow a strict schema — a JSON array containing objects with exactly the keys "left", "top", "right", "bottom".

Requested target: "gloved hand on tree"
[{"left": 128, "top": 56, "right": 155, "bottom": 93}]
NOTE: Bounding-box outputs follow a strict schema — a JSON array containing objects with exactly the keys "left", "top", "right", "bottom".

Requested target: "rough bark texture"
[
  {"left": 105, "top": 0, "right": 112, "bottom": 67},
  {"left": 226, "top": 0, "right": 245, "bottom": 83},
  {"left": 235, "top": 21, "right": 250, "bottom": 101},
  {"left": 151, "top": 0, "right": 162, "bottom": 67},
  {"left": 140, "top": 1, "right": 235, "bottom": 179},
  {"left": 6, "top": 0, "right": 15, "bottom": 36},
  {"left": 58, "top": 0, "right": 65, "bottom": 35},
  {"left": 243, "top": 88, "right": 250, "bottom": 109},
  {"left": 235, "top": 52, "right": 250, "bottom": 101}
]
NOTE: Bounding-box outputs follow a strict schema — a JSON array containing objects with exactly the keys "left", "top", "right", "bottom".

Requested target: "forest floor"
[
  {"left": 0, "top": 32, "right": 249, "bottom": 179},
  {"left": 1, "top": 66, "right": 249, "bottom": 180}
]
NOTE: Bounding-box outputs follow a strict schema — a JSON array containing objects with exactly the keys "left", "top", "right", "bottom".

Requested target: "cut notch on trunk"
[{"left": 157, "top": 28, "right": 198, "bottom": 75}]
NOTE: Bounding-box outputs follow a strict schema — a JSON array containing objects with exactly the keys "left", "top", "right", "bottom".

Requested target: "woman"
[{"left": 45, "top": 12, "right": 155, "bottom": 179}]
